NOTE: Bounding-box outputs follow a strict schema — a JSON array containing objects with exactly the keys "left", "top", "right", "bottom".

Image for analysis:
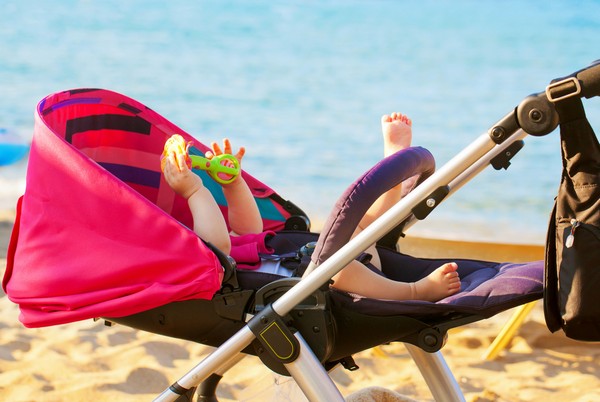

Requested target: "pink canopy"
[{"left": 3, "top": 89, "right": 298, "bottom": 327}]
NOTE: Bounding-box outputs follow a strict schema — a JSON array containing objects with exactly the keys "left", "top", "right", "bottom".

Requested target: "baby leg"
[
  {"left": 331, "top": 261, "right": 460, "bottom": 302},
  {"left": 360, "top": 113, "right": 413, "bottom": 229},
  {"left": 356, "top": 113, "right": 414, "bottom": 267}
]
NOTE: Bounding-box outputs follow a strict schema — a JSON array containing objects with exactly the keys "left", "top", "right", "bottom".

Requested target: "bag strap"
[{"left": 554, "top": 96, "right": 600, "bottom": 218}]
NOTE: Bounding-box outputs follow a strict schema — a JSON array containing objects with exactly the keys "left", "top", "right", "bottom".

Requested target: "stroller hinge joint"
[
  {"left": 516, "top": 93, "right": 559, "bottom": 137},
  {"left": 249, "top": 305, "right": 300, "bottom": 364},
  {"left": 488, "top": 110, "right": 521, "bottom": 144}
]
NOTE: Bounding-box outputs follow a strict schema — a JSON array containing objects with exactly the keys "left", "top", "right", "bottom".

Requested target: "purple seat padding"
[
  {"left": 311, "top": 146, "right": 543, "bottom": 317},
  {"left": 331, "top": 252, "right": 543, "bottom": 318}
]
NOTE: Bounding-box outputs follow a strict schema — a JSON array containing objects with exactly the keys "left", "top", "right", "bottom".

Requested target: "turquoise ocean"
[{"left": 1, "top": 0, "right": 600, "bottom": 244}]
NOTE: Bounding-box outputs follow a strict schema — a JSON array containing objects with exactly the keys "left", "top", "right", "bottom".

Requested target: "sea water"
[{"left": 1, "top": 0, "right": 600, "bottom": 244}]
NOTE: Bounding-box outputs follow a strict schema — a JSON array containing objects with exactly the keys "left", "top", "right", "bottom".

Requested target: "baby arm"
[
  {"left": 223, "top": 178, "right": 263, "bottom": 235},
  {"left": 209, "top": 139, "right": 263, "bottom": 235},
  {"left": 163, "top": 151, "right": 231, "bottom": 254}
]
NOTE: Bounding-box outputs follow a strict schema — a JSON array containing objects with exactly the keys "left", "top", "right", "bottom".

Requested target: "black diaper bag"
[{"left": 544, "top": 96, "right": 600, "bottom": 341}]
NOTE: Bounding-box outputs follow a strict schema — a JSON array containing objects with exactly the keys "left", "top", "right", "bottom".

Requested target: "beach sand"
[{"left": 1, "top": 216, "right": 599, "bottom": 402}]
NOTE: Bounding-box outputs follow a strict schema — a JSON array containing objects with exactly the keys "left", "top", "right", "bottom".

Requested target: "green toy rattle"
[
  {"left": 161, "top": 134, "right": 241, "bottom": 185},
  {"left": 189, "top": 153, "right": 240, "bottom": 185}
]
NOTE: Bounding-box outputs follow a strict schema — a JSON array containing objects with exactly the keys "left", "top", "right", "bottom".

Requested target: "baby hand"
[
  {"left": 206, "top": 138, "right": 245, "bottom": 185},
  {"left": 163, "top": 151, "right": 204, "bottom": 199}
]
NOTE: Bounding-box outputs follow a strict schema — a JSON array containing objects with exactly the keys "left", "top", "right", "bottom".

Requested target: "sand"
[{"left": 1, "top": 216, "right": 599, "bottom": 402}]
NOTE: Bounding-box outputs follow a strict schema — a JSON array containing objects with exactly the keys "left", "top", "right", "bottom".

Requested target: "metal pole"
[
  {"left": 273, "top": 132, "right": 499, "bottom": 317},
  {"left": 155, "top": 131, "right": 510, "bottom": 401},
  {"left": 400, "top": 129, "right": 529, "bottom": 234},
  {"left": 154, "top": 326, "right": 256, "bottom": 402},
  {"left": 405, "top": 344, "right": 466, "bottom": 402},
  {"left": 285, "top": 333, "right": 345, "bottom": 401}
]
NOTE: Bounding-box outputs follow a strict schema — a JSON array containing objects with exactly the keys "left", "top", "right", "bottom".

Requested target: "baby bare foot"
[
  {"left": 413, "top": 262, "right": 461, "bottom": 302},
  {"left": 381, "top": 112, "right": 413, "bottom": 157}
]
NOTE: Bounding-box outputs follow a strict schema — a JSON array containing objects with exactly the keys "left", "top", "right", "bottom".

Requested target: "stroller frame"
[
  {"left": 156, "top": 126, "right": 527, "bottom": 402},
  {"left": 155, "top": 62, "right": 600, "bottom": 402}
]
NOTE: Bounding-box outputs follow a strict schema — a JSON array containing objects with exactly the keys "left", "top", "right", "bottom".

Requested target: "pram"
[{"left": 4, "top": 61, "right": 599, "bottom": 401}]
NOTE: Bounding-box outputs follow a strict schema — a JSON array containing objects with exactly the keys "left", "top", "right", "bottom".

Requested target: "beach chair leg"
[
  {"left": 481, "top": 301, "right": 537, "bottom": 361},
  {"left": 405, "top": 343, "right": 465, "bottom": 402},
  {"left": 284, "top": 332, "right": 345, "bottom": 402}
]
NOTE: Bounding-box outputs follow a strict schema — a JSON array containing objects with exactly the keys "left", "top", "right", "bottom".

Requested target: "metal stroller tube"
[
  {"left": 8, "top": 61, "right": 600, "bottom": 402},
  {"left": 156, "top": 61, "right": 600, "bottom": 402},
  {"left": 399, "top": 128, "right": 528, "bottom": 236},
  {"left": 155, "top": 119, "right": 530, "bottom": 402}
]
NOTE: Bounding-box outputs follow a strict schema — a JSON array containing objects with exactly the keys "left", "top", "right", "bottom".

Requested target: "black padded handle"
[{"left": 312, "top": 146, "right": 435, "bottom": 265}]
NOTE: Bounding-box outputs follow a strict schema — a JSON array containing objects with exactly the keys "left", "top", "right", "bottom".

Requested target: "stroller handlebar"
[
  {"left": 547, "top": 59, "right": 600, "bottom": 101},
  {"left": 570, "top": 59, "right": 600, "bottom": 99},
  {"left": 500, "top": 60, "right": 600, "bottom": 140}
]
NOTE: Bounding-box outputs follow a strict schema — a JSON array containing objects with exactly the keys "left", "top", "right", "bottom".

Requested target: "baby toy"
[{"left": 161, "top": 134, "right": 240, "bottom": 185}]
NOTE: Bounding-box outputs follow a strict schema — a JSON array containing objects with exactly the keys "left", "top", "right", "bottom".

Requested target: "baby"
[
  {"left": 162, "top": 138, "right": 262, "bottom": 256},
  {"left": 162, "top": 114, "right": 461, "bottom": 302},
  {"left": 331, "top": 113, "right": 460, "bottom": 302}
]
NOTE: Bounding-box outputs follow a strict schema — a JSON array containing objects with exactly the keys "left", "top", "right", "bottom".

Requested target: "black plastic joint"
[
  {"left": 169, "top": 382, "right": 191, "bottom": 395},
  {"left": 516, "top": 93, "right": 559, "bottom": 137},
  {"left": 417, "top": 328, "right": 447, "bottom": 353},
  {"left": 491, "top": 140, "right": 525, "bottom": 170},
  {"left": 248, "top": 305, "right": 300, "bottom": 364},
  {"left": 412, "top": 186, "right": 450, "bottom": 220},
  {"left": 487, "top": 111, "right": 521, "bottom": 144}
]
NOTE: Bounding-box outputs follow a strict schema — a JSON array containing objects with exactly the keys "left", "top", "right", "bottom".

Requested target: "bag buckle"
[{"left": 545, "top": 76, "right": 581, "bottom": 102}]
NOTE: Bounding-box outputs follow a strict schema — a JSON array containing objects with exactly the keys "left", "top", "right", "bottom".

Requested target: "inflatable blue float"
[{"left": 0, "top": 128, "right": 29, "bottom": 166}]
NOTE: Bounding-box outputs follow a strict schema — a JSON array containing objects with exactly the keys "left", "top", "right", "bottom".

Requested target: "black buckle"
[{"left": 546, "top": 77, "right": 581, "bottom": 102}]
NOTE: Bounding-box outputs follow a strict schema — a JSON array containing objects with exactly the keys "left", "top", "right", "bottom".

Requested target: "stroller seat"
[{"left": 3, "top": 88, "right": 545, "bottom": 400}]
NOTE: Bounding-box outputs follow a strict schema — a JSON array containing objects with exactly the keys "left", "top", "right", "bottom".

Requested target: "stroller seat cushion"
[
  {"left": 303, "top": 140, "right": 543, "bottom": 320},
  {"left": 331, "top": 258, "right": 543, "bottom": 318}
]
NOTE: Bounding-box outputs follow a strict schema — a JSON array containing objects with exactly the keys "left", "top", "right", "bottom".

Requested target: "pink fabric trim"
[{"left": 229, "top": 231, "right": 275, "bottom": 270}]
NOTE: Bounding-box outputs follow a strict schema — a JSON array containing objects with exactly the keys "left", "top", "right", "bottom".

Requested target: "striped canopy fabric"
[{"left": 3, "top": 88, "right": 305, "bottom": 327}]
